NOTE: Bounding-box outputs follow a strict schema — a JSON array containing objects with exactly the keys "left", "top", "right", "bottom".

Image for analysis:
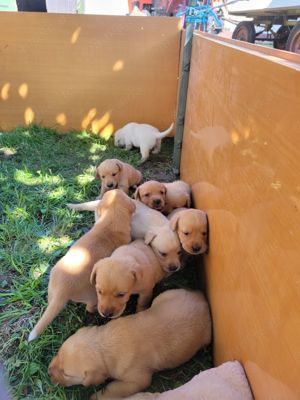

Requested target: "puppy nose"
[
  {"left": 192, "top": 245, "right": 201, "bottom": 253},
  {"left": 103, "top": 309, "right": 114, "bottom": 318},
  {"left": 168, "top": 265, "right": 179, "bottom": 272},
  {"left": 154, "top": 199, "right": 161, "bottom": 205},
  {"left": 106, "top": 182, "right": 114, "bottom": 188}
]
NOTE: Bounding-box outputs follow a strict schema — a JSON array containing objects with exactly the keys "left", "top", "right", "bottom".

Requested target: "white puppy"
[
  {"left": 114, "top": 122, "right": 174, "bottom": 163},
  {"left": 68, "top": 200, "right": 182, "bottom": 273}
]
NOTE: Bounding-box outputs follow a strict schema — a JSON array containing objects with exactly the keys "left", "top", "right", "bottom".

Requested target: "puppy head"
[
  {"left": 145, "top": 225, "right": 182, "bottom": 273},
  {"left": 96, "top": 159, "right": 123, "bottom": 190},
  {"left": 135, "top": 181, "right": 167, "bottom": 211},
  {"left": 114, "top": 130, "right": 125, "bottom": 147},
  {"left": 48, "top": 328, "right": 108, "bottom": 387},
  {"left": 91, "top": 257, "right": 141, "bottom": 318},
  {"left": 170, "top": 209, "right": 208, "bottom": 255},
  {"left": 97, "top": 189, "right": 136, "bottom": 216}
]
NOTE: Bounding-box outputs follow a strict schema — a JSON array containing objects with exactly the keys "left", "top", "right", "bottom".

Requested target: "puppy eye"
[
  {"left": 101, "top": 176, "right": 105, "bottom": 179},
  {"left": 183, "top": 232, "right": 189, "bottom": 236},
  {"left": 144, "top": 193, "right": 150, "bottom": 197},
  {"left": 177, "top": 250, "right": 182, "bottom": 255},
  {"left": 112, "top": 173, "right": 117, "bottom": 176},
  {"left": 115, "top": 292, "right": 126, "bottom": 298},
  {"left": 159, "top": 251, "right": 167, "bottom": 257},
  {"left": 160, "top": 191, "right": 165, "bottom": 195},
  {"left": 98, "top": 290, "right": 102, "bottom": 295},
  {"left": 202, "top": 232, "right": 207, "bottom": 235}
]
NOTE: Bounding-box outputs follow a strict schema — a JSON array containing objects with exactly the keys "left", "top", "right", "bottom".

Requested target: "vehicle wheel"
[
  {"left": 286, "top": 22, "right": 300, "bottom": 54},
  {"left": 274, "top": 25, "right": 292, "bottom": 50},
  {"left": 232, "top": 21, "right": 256, "bottom": 43}
]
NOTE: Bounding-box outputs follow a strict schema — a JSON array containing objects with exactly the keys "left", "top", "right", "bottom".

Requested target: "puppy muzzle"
[
  {"left": 106, "top": 182, "right": 116, "bottom": 189},
  {"left": 167, "top": 264, "right": 181, "bottom": 273}
]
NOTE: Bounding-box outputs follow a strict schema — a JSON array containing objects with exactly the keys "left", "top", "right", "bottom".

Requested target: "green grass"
[{"left": 0, "top": 125, "right": 212, "bottom": 400}]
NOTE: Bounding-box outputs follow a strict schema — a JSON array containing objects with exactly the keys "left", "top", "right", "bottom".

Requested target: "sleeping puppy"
[
  {"left": 68, "top": 200, "right": 183, "bottom": 273},
  {"left": 169, "top": 208, "right": 208, "bottom": 255},
  {"left": 96, "top": 158, "right": 142, "bottom": 198},
  {"left": 28, "top": 190, "right": 135, "bottom": 341},
  {"left": 48, "top": 289, "right": 211, "bottom": 400},
  {"left": 135, "top": 180, "right": 191, "bottom": 214},
  {"left": 114, "top": 122, "right": 174, "bottom": 163},
  {"left": 90, "top": 240, "right": 166, "bottom": 318}
]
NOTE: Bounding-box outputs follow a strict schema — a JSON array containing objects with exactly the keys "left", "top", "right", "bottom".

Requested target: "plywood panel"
[
  {"left": 181, "top": 32, "right": 300, "bottom": 400},
  {"left": 0, "top": 12, "right": 181, "bottom": 134}
]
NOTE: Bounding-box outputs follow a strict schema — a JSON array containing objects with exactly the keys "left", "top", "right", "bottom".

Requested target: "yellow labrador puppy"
[
  {"left": 114, "top": 122, "right": 174, "bottom": 164},
  {"left": 48, "top": 289, "right": 211, "bottom": 399},
  {"left": 135, "top": 180, "right": 191, "bottom": 214},
  {"left": 169, "top": 208, "right": 208, "bottom": 255},
  {"left": 96, "top": 159, "right": 142, "bottom": 198},
  {"left": 68, "top": 200, "right": 183, "bottom": 273},
  {"left": 90, "top": 240, "right": 167, "bottom": 318},
  {"left": 28, "top": 190, "right": 135, "bottom": 341}
]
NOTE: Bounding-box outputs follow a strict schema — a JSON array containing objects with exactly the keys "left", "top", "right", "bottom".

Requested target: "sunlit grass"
[{"left": 0, "top": 125, "right": 211, "bottom": 399}]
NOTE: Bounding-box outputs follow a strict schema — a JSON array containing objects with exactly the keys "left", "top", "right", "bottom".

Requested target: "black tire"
[
  {"left": 286, "top": 22, "right": 300, "bottom": 54},
  {"left": 274, "top": 25, "right": 292, "bottom": 50},
  {"left": 232, "top": 21, "right": 256, "bottom": 43},
  {"left": 17, "top": 0, "right": 47, "bottom": 12}
]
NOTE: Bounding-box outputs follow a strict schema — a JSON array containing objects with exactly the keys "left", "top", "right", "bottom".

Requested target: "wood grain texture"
[
  {"left": 0, "top": 12, "right": 181, "bottom": 135},
  {"left": 181, "top": 33, "right": 300, "bottom": 400}
]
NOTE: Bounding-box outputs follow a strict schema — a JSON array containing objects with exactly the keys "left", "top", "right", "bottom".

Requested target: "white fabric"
[{"left": 126, "top": 361, "right": 253, "bottom": 400}]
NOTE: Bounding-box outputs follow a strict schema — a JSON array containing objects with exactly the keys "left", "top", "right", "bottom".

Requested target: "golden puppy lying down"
[
  {"left": 48, "top": 289, "right": 211, "bottom": 400},
  {"left": 28, "top": 190, "right": 135, "bottom": 341},
  {"left": 90, "top": 240, "right": 167, "bottom": 318},
  {"left": 96, "top": 159, "right": 142, "bottom": 198},
  {"left": 168, "top": 208, "right": 208, "bottom": 255},
  {"left": 68, "top": 200, "right": 182, "bottom": 273},
  {"left": 135, "top": 180, "right": 191, "bottom": 214}
]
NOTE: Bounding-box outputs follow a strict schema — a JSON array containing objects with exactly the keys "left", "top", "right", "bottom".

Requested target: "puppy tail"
[
  {"left": 28, "top": 299, "right": 66, "bottom": 341},
  {"left": 156, "top": 122, "right": 174, "bottom": 139},
  {"left": 67, "top": 200, "right": 101, "bottom": 212}
]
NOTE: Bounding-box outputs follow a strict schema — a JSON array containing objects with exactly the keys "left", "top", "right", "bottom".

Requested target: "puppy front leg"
[
  {"left": 136, "top": 290, "right": 153, "bottom": 312},
  {"left": 117, "top": 184, "right": 130, "bottom": 194},
  {"left": 86, "top": 303, "right": 97, "bottom": 313},
  {"left": 99, "top": 185, "right": 107, "bottom": 199},
  {"left": 90, "top": 374, "right": 152, "bottom": 400}
]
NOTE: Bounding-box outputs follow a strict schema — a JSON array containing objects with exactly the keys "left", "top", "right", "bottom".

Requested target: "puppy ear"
[
  {"left": 170, "top": 214, "right": 180, "bottom": 231},
  {"left": 90, "top": 264, "right": 98, "bottom": 285},
  {"left": 131, "top": 268, "right": 143, "bottom": 283},
  {"left": 144, "top": 230, "right": 157, "bottom": 245},
  {"left": 205, "top": 212, "right": 209, "bottom": 248},
  {"left": 134, "top": 187, "right": 141, "bottom": 201},
  {"left": 186, "top": 194, "right": 191, "bottom": 208},
  {"left": 83, "top": 369, "right": 104, "bottom": 387},
  {"left": 116, "top": 161, "right": 123, "bottom": 171}
]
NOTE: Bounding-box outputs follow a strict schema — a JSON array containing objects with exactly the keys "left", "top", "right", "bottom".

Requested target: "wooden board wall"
[
  {"left": 181, "top": 32, "right": 300, "bottom": 400},
  {"left": 0, "top": 12, "right": 182, "bottom": 135}
]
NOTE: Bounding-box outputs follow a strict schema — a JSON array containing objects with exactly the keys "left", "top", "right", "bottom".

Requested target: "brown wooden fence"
[
  {"left": 181, "top": 32, "right": 300, "bottom": 400},
  {"left": 0, "top": 12, "right": 182, "bottom": 135}
]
